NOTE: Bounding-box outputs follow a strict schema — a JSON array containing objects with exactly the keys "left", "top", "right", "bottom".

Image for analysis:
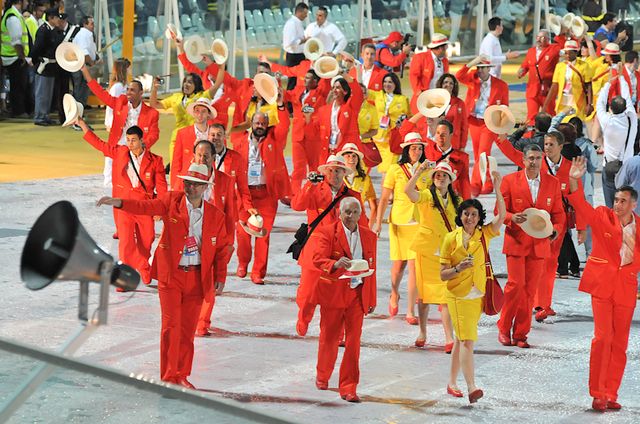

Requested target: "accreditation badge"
[{"left": 547, "top": 198, "right": 551, "bottom": 206}]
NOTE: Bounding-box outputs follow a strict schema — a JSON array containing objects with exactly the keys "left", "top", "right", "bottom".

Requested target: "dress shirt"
[
  {"left": 597, "top": 80, "right": 638, "bottom": 165},
  {"left": 194, "top": 124, "right": 208, "bottom": 142},
  {"left": 430, "top": 51, "right": 444, "bottom": 89},
  {"left": 203, "top": 169, "right": 215, "bottom": 202},
  {"left": 247, "top": 135, "right": 267, "bottom": 186},
  {"left": 545, "top": 156, "right": 561, "bottom": 176},
  {"left": 118, "top": 101, "right": 142, "bottom": 145},
  {"left": 625, "top": 64, "right": 638, "bottom": 104},
  {"left": 472, "top": 78, "right": 491, "bottom": 118},
  {"left": 126, "top": 150, "right": 145, "bottom": 187},
  {"left": 526, "top": 174, "right": 540, "bottom": 203},
  {"left": 330, "top": 102, "right": 341, "bottom": 148},
  {"left": 72, "top": 27, "right": 97, "bottom": 61},
  {"left": 342, "top": 223, "right": 364, "bottom": 288},
  {"left": 214, "top": 146, "right": 227, "bottom": 172},
  {"left": 479, "top": 32, "right": 506, "bottom": 78},
  {"left": 282, "top": 16, "right": 306, "bottom": 54},
  {"left": 179, "top": 198, "right": 204, "bottom": 266},
  {"left": 304, "top": 21, "right": 347, "bottom": 54},
  {"left": 620, "top": 217, "right": 636, "bottom": 266},
  {"left": 361, "top": 65, "right": 374, "bottom": 87}
]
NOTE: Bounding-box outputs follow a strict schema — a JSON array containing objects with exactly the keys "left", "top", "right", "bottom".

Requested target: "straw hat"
[
  {"left": 427, "top": 33, "right": 449, "bottom": 49},
  {"left": 338, "top": 259, "right": 374, "bottom": 279},
  {"left": 416, "top": 88, "right": 451, "bottom": 118},
  {"left": 562, "top": 13, "right": 576, "bottom": 30},
  {"left": 177, "top": 163, "right": 212, "bottom": 185},
  {"left": 165, "top": 23, "right": 182, "bottom": 40},
  {"left": 475, "top": 54, "right": 495, "bottom": 67},
  {"left": 426, "top": 161, "right": 457, "bottom": 182},
  {"left": 338, "top": 143, "right": 364, "bottom": 161},
  {"left": 186, "top": 97, "right": 217, "bottom": 119},
  {"left": 211, "top": 38, "right": 228, "bottom": 64},
  {"left": 400, "top": 132, "right": 428, "bottom": 149},
  {"left": 519, "top": 208, "right": 554, "bottom": 238},
  {"left": 313, "top": 56, "right": 340, "bottom": 79},
  {"left": 563, "top": 40, "right": 580, "bottom": 51},
  {"left": 184, "top": 35, "right": 207, "bottom": 63},
  {"left": 253, "top": 73, "right": 279, "bottom": 105},
  {"left": 240, "top": 213, "right": 267, "bottom": 238},
  {"left": 478, "top": 152, "right": 499, "bottom": 185},
  {"left": 602, "top": 43, "right": 621, "bottom": 56},
  {"left": 55, "top": 42, "right": 85, "bottom": 72},
  {"left": 303, "top": 37, "right": 325, "bottom": 61},
  {"left": 136, "top": 73, "right": 154, "bottom": 92},
  {"left": 317, "top": 154, "right": 354, "bottom": 175},
  {"left": 61, "top": 94, "right": 84, "bottom": 127},
  {"left": 571, "top": 16, "right": 588, "bottom": 38},
  {"left": 484, "top": 104, "right": 516, "bottom": 135},
  {"left": 548, "top": 14, "right": 562, "bottom": 35}
]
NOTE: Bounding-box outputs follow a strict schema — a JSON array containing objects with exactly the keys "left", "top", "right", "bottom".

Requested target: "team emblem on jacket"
[
  {"left": 344, "top": 111, "right": 349, "bottom": 118},
  {"left": 145, "top": 172, "right": 151, "bottom": 179},
  {"left": 211, "top": 237, "right": 217, "bottom": 245},
  {"left": 547, "top": 198, "right": 551, "bottom": 206},
  {"left": 561, "top": 183, "right": 566, "bottom": 191}
]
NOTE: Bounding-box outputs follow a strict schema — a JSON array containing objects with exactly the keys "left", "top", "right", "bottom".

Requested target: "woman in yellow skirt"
[
  {"left": 405, "top": 160, "right": 460, "bottom": 351},
  {"left": 373, "top": 134, "right": 429, "bottom": 324},
  {"left": 338, "top": 143, "right": 377, "bottom": 225},
  {"left": 439, "top": 171, "right": 505, "bottom": 404},
  {"left": 369, "top": 72, "right": 410, "bottom": 174}
]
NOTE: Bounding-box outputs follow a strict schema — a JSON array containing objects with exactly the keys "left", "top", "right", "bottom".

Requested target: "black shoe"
[
  {"left": 34, "top": 121, "right": 50, "bottom": 126},
  {"left": 165, "top": 163, "right": 170, "bottom": 175}
]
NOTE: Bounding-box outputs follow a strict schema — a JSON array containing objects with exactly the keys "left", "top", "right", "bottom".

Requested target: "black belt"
[
  {"left": 178, "top": 265, "right": 201, "bottom": 272},
  {"left": 249, "top": 184, "right": 267, "bottom": 190}
]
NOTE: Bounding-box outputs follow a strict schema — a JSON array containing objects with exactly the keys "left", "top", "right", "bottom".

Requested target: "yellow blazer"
[
  {"left": 588, "top": 56, "right": 611, "bottom": 119},
  {"left": 369, "top": 90, "right": 410, "bottom": 141},
  {"left": 439, "top": 225, "right": 500, "bottom": 298},
  {"left": 345, "top": 174, "right": 377, "bottom": 203},
  {"left": 161, "top": 90, "right": 210, "bottom": 143},
  {"left": 552, "top": 58, "right": 593, "bottom": 120},
  {"left": 245, "top": 101, "right": 279, "bottom": 127},
  {"left": 383, "top": 163, "right": 429, "bottom": 225},
  {"left": 410, "top": 188, "right": 458, "bottom": 253},
  {"left": 358, "top": 100, "right": 380, "bottom": 139}
]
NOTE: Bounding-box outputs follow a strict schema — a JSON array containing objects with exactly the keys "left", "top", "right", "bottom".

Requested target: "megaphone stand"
[{"left": 0, "top": 265, "right": 115, "bottom": 421}]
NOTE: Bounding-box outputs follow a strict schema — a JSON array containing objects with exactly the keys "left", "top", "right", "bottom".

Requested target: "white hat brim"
[
  {"left": 339, "top": 269, "right": 374, "bottom": 279},
  {"left": 253, "top": 74, "right": 279, "bottom": 105},
  {"left": 479, "top": 152, "right": 488, "bottom": 186},
  {"left": 518, "top": 208, "right": 553, "bottom": 238},
  {"left": 177, "top": 175, "right": 213, "bottom": 185},
  {"left": 484, "top": 105, "right": 516, "bottom": 135},
  {"left": 304, "top": 37, "right": 325, "bottom": 61},
  {"left": 426, "top": 165, "right": 457, "bottom": 183},
  {"left": 239, "top": 221, "right": 268, "bottom": 237},
  {"left": 56, "top": 42, "right": 85, "bottom": 73},
  {"left": 184, "top": 36, "right": 206, "bottom": 63},
  {"left": 338, "top": 148, "right": 364, "bottom": 161},
  {"left": 416, "top": 88, "right": 451, "bottom": 118},
  {"left": 399, "top": 141, "right": 428, "bottom": 149},
  {"left": 62, "top": 94, "right": 83, "bottom": 127},
  {"left": 165, "top": 24, "right": 182, "bottom": 40},
  {"left": 313, "top": 57, "right": 340, "bottom": 79},
  {"left": 186, "top": 101, "right": 217, "bottom": 119},
  {"left": 317, "top": 163, "right": 354, "bottom": 175},
  {"left": 211, "top": 39, "right": 229, "bottom": 65}
]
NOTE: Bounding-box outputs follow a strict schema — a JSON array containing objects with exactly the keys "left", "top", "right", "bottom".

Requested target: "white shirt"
[
  {"left": 620, "top": 216, "right": 636, "bottom": 266},
  {"left": 625, "top": 64, "right": 638, "bottom": 104},
  {"left": 304, "top": 21, "right": 347, "bottom": 54},
  {"left": 597, "top": 80, "right": 638, "bottom": 165},
  {"left": 282, "top": 16, "right": 306, "bottom": 54},
  {"left": 479, "top": 32, "right": 506, "bottom": 78},
  {"left": 341, "top": 223, "right": 364, "bottom": 288},
  {"left": 473, "top": 78, "right": 491, "bottom": 118},
  {"left": 526, "top": 174, "right": 540, "bottom": 203},
  {"left": 1, "top": 6, "right": 25, "bottom": 66},
  {"left": 214, "top": 146, "right": 227, "bottom": 172},
  {"left": 194, "top": 124, "right": 208, "bottom": 142},
  {"left": 330, "top": 102, "right": 341, "bottom": 148},
  {"left": 126, "top": 150, "right": 145, "bottom": 188},
  {"left": 545, "top": 156, "right": 561, "bottom": 176},
  {"left": 429, "top": 51, "right": 444, "bottom": 89},
  {"left": 204, "top": 169, "right": 215, "bottom": 202},
  {"left": 247, "top": 135, "right": 266, "bottom": 186},
  {"left": 73, "top": 27, "right": 97, "bottom": 61},
  {"left": 117, "top": 101, "right": 142, "bottom": 145},
  {"left": 361, "top": 65, "right": 374, "bottom": 87},
  {"left": 179, "top": 198, "right": 204, "bottom": 266}
]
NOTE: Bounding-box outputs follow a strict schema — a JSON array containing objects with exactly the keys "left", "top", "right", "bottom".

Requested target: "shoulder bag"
[{"left": 480, "top": 232, "right": 504, "bottom": 316}]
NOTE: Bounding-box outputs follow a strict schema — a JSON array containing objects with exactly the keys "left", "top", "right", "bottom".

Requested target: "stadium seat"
[
  {"left": 147, "top": 16, "right": 160, "bottom": 39},
  {"left": 180, "top": 14, "right": 193, "bottom": 33},
  {"left": 282, "top": 7, "right": 292, "bottom": 20},
  {"left": 330, "top": 5, "right": 343, "bottom": 23},
  {"left": 401, "top": 20, "right": 412, "bottom": 34},
  {"left": 157, "top": 15, "right": 166, "bottom": 32},
  {"left": 381, "top": 19, "right": 392, "bottom": 34},
  {"left": 247, "top": 30, "right": 259, "bottom": 48},
  {"left": 253, "top": 9, "right": 265, "bottom": 29},
  {"left": 244, "top": 10, "right": 255, "bottom": 29},
  {"left": 255, "top": 28, "right": 268, "bottom": 46},
  {"left": 214, "top": 30, "right": 224, "bottom": 40},
  {"left": 263, "top": 9, "right": 276, "bottom": 29},
  {"left": 390, "top": 18, "right": 401, "bottom": 31},
  {"left": 371, "top": 20, "right": 382, "bottom": 37},
  {"left": 143, "top": 36, "right": 162, "bottom": 56},
  {"left": 273, "top": 8, "right": 284, "bottom": 26},
  {"left": 191, "top": 13, "right": 206, "bottom": 33},
  {"left": 134, "top": 36, "right": 148, "bottom": 58}
]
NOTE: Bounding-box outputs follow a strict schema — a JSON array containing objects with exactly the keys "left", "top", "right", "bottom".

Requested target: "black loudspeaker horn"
[{"left": 20, "top": 201, "right": 139, "bottom": 291}]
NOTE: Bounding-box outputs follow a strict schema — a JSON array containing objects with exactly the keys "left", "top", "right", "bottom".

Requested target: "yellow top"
[
  {"left": 439, "top": 224, "right": 500, "bottom": 298},
  {"left": 358, "top": 100, "right": 380, "bottom": 139},
  {"left": 588, "top": 56, "right": 611, "bottom": 119},
  {"left": 369, "top": 90, "right": 410, "bottom": 141},
  {"left": 245, "top": 101, "right": 279, "bottom": 127},
  {"left": 410, "top": 187, "right": 458, "bottom": 253},
  {"left": 345, "top": 174, "right": 377, "bottom": 203},
  {"left": 552, "top": 58, "right": 593, "bottom": 121},
  {"left": 161, "top": 90, "right": 211, "bottom": 141},
  {"left": 383, "top": 163, "right": 429, "bottom": 224}
]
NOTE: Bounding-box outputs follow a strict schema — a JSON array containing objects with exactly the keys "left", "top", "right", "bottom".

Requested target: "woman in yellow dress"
[
  {"left": 369, "top": 72, "right": 410, "bottom": 174},
  {"left": 405, "top": 160, "right": 460, "bottom": 350},
  {"left": 338, "top": 143, "right": 377, "bottom": 225},
  {"left": 373, "top": 134, "right": 429, "bottom": 324},
  {"left": 439, "top": 171, "right": 505, "bottom": 404}
]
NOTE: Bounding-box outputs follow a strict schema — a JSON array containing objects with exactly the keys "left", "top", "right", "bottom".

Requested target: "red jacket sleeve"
[
  {"left": 120, "top": 195, "right": 170, "bottom": 216},
  {"left": 231, "top": 154, "right": 254, "bottom": 211},
  {"left": 154, "top": 155, "right": 168, "bottom": 195},
  {"left": 379, "top": 48, "right": 407, "bottom": 69},
  {"left": 170, "top": 132, "right": 184, "bottom": 188},
  {"left": 83, "top": 131, "right": 118, "bottom": 158},
  {"left": 566, "top": 187, "right": 597, "bottom": 224},
  {"left": 310, "top": 229, "right": 344, "bottom": 279},
  {"left": 178, "top": 52, "right": 207, "bottom": 83},
  {"left": 348, "top": 79, "right": 364, "bottom": 111},
  {"left": 495, "top": 136, "right": 525, "bottom": 168},
  {"left": 455, "top": 65, "right": 475, "bottom": 86},
  {"left": 88, "top": 80, "right": 117, "bottom": 109},
  {"left": 456, "top": 156, "right": 471, "bottom": 200},
  {"left": 409, "top": 53, "right": 424, "bottom": 93},
  {"left": 144, "top": 108, "right": 160, "bottom": 148},
  {"left": 273, "top": 106, "right": 291, "bottom": 149},
  {"left": 290, "top": 181, "right": 315, "bottom": 212}
]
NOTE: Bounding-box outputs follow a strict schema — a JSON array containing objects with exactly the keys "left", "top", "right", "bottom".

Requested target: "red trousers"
[
  {"left": 236, "top": 185, "right": 278, "bottom": 278},
  {"left": 589, "top": 296, "right": 635, "bottom": 401},
  {"left": 468, "top": 116, "right": 497, "bottom": 196},
  {"left": 116, "top": 210, "right": 154, "bottom": 284},
  {"left": 291, "top": 137, "right": 321, "bottom": 195},
  {"left": 535, "top": 227, "right": 565, "bottom": 310},
  {"left": 317, "top": 286, "right": 364, "bottom": 396},
  {"left": 159, "top": 268, "right": 203, "bottom": 382},
  {"left": 526, "top": 94, "right": 555, "bottom": 125},
  {"left": 498, "top": 255, "right": 544, "bottom": 341}
]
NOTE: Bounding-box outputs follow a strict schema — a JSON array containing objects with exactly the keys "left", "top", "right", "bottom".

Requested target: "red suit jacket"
[
  {"left": 217, "top": 148, "right": 254, "bottom": 213},
  {"left": 519, "top": 43, "right": 562, "bottom": 99},
  {"left": 349, "top": 64, "right": 386, "bottom": 91},
  {"left": 455, "top": 65, "right": 509, "bottom": 115},
  {"left": 235, "top": 107, "right": 292, "bottom": 200},
  {"left": 308, "top": 221, "right": 377, "bottom": 311},
  {"left": 409, "top": 50, "right": 449, "bottom": 112},
  {"left": 88, "top": 80, "right": 160, "bottom": 147},
  {"left": 500, "top": 170, "right": 565, "bottom": 258},
  {"left": 120, "top": 192, "right": 230, "bottom": 294},
  {"left": 611, "top": 66, "right": 640, "bottom": 111},
  {"left": 170, "top": 125, "right": 200, "bottom": 189},
  {"left": 285, "top": 79, "right": 331, "bottom": 144},
  {"left": 424, "top": 142, "right": 471, "bottom": 200},
  {"left": 83, "top": 132, "right": 167, "bottom": 199},
  {"left": 446, "top": 96, "right": 469, "bottom": 150},
  {"left": 271, "top": 60, "right": 311, "bottom": 87},
  {"left": 291, "top": 181, "right": 369, "bottom": 227},
  {"left": 567, "top": 189, "right": 640, "bottom": 307}
]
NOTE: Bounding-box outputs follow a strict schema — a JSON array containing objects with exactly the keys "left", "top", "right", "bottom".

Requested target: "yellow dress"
[
  {"left": 383, "top": 163, "right": 428, "bottom": 260},
  {"left": 161, "top": 90, "right": 211, "bottom": 162},
  {"left": 370, "top": 90, "right": 410, "bottom": 173},
  {"left": 411, "top": 188, "right": 458, "bottom": 304},
  {"left": 551, "top": 58, "right": 593, "bottom": 121},
  {"left": 344, "top": 173, "right": 377, "bottom": 203},
  {"left": 439, "top": 224, "right": 500, "bottom": 341}
]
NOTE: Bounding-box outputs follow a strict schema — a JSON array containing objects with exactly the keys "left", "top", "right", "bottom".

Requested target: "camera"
[
  {"left": 302, "top": 105, "right": 315, "bottom": 114},
  {"left": 155, "top": 76, "right": 165, "bottom": 85},
  {"left": 402, "top": 33, "right": 416, "bottom": 51},
  {"left": 308, "top": 172, "right": 324, "bottom": 183}
]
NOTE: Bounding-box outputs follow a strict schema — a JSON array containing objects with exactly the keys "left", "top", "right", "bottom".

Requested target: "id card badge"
[
  {"left": 248, "top": 162, "right": 262, "bottom": 178},
  {"left": 329, "top": 133, "right": 339, "bottom": 150},
  {"left": 184, "top": 236, "right": 199, "bottom": 255},
  {"left": 379, "top": 114, "right": 390, "bottom": 129}
]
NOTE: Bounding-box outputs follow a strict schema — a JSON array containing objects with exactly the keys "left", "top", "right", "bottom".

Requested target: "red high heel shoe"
[
  {"left": 414, "top": 338, "right": 426, "bottom": 348},
  {"left": 444, "top": 342, "right": 454, "bottom": 354},
  {"left": 447, "top": 385, "right": 463, "bottom": 398},
  {"left": 388, "top": 294, "right": 399, "bottom": 317}
]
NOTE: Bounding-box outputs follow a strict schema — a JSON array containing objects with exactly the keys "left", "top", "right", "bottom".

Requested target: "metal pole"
[
  {"left": 486, "top": 0, "right": 492, "bottom": 19},
  {"left": 100, "top": 0, "right": 113, "bottom": 83},
  {"left": 356, "top": 0, "right": 364, "bottom": 54},
  {"left": 544, "top": 0, "right": 549, "bottom": 29},
  {"left": 534, "top": 0, "right": 542, "bottom": 39},
  {"left": 603, "top": 0, "right": 607, "bottom": 13},
  {"left": 366, "top": 0, "right": 373, "bottom": 38},
  {"left": 419, "top": 0, "right": 427, "bottom": 46},
  {"left": 171, "top": 0, "right": 184, "bottom": 90},
  {"left": 475, "top": 0, "right": 484, "bottom": 54},
  {"left": 229, "top": 0, "right": 238, "bottom": 76},
  {"left": 237, "top": 0, "right": 250, "bottom": 78},
  {"left": 162, "top": 0, "right": 172, "bottom": 91}
]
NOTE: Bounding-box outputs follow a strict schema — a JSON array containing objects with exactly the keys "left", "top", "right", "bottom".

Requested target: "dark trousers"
[
  {"left": 4, "top": 60, "right": 33, "bottom": 116},
  {"left": 53, "top": 72, "right": 70, "bottom": 124},
  {"left": 285, "top": 52, "right": 305, "bottom": 90},
  {"left": 557, "top": 230, "right": 580, "bottom": 275},
  {"left": 602, "top": 171, "right": 616, "bottom": 208}
]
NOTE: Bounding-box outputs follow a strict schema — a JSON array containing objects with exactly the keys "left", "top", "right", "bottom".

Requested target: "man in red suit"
[
  {"left": 409, "top": 33, "right": 450, "bottom": 114},
  {"left": 77, "top": 118, "right": 167, "bottom": 286},
  {"left": 291, "top": 155, "right": 368, "bottom": 336},
  {"left": 307, "top": 196, "right": 377, "bottom": 402},
  {"left": 80, "top": 64, "right": 159, "bottom": 148},
  {"left": 353, "top": 43, "right": 385, "bottom": 91},
  {"left": 567, "top": 156, "right": 640, "bottom": 412},
  {"left": 456, "top": 55, "right": 509, "bottom": 196},
  {"left": 235, "top": 93, "right": 291, "bottom": 284},
  {"left": 97, "top": 163, "right": 230, "bottom": 389},
  {"left": 517, "top": 29, "right": 562, "bottom": 124},
  {"left": 498, "top": 144, "right": 565, "bottom": 348},
  {"left": 170, "top": 98, "right": 216, "bottom": 190}
]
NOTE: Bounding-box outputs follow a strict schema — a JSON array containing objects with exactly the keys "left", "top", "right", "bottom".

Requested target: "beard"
[{"left": 253, "top": 127, "right": 267, "bottom": 138}]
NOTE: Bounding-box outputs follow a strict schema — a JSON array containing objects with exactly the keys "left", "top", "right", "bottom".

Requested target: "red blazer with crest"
[
  {"left": 170, "top": 125, "right": 200, "bottom": 189},
  {"left": 285, "top": 78, "right": 331, "bottom": 144},
  {"left": 519, "top": 43, "right": 562, "bottom": 99},
  {"left": 455, "top": 65, "right": 509, "bottom": 116},
  {"left": 409, "top": 50, "right": 450, "bottom": 112},
  {"left": 217, "top": 148, "right": 254, "bottom": 213}
]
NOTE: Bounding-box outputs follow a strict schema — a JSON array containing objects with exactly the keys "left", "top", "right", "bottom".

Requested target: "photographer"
[{"left": 375, "top": 31, "right": 412, "bottom": 72}]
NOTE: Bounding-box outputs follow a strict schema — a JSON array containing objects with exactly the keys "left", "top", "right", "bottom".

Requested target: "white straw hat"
[
  {"left": 165, "top": 23, "right": 182, "bottom": 40},
  {"left": 211, "top": 38, "right": 229, "bottom": 64},
  {"left": 519, "top": 208, "right": 554, "bottom": 238},
  {"left": 240, "top": 213, "right": 267, "bottom": 237},
  {"left": 426, "top": 161, "right": 457, "bottom": 183},
  {"left": 338, "top": 143, "right": 364, "bottom": 161},
  {"left": 313, "top": 56, "right": 340, "bottom": 79},
  {"left": 253, "top": 73, "right": 279, "bottom": 105},
  {"left": 338, "top": 259, "right": 374, "bottom": 279},
  {"left": 317, "top": 155, "right": 354, "bottom": 175},
  {"left": 416, "top": 88, "right": 451, "bottom": 118},
  {"left": 304, "top": 37, "right": 325, "bottom": 61},
  {"left": 400, "top": 132, "right": 428, "bottom": 149},
  {"left": 478, "top": 152, "right": 499, "bottom": 185},
  {"left": 62, "top": 94, "right": 84, "bottom": 127},
  {"left": 177, "top": 163, "right": 212, "bottom": 185},
  {"left": 184, "top": 35, "right": 207, "bottom": 63},
  {"left": 186, "top": 97, "right": 217, "bottom": 119},
  {"left": 56, "top": 42, "right": 85, "bottom": 72},
  {"left": 484, "top": 105, "right": 516, "bottom": 135}
]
